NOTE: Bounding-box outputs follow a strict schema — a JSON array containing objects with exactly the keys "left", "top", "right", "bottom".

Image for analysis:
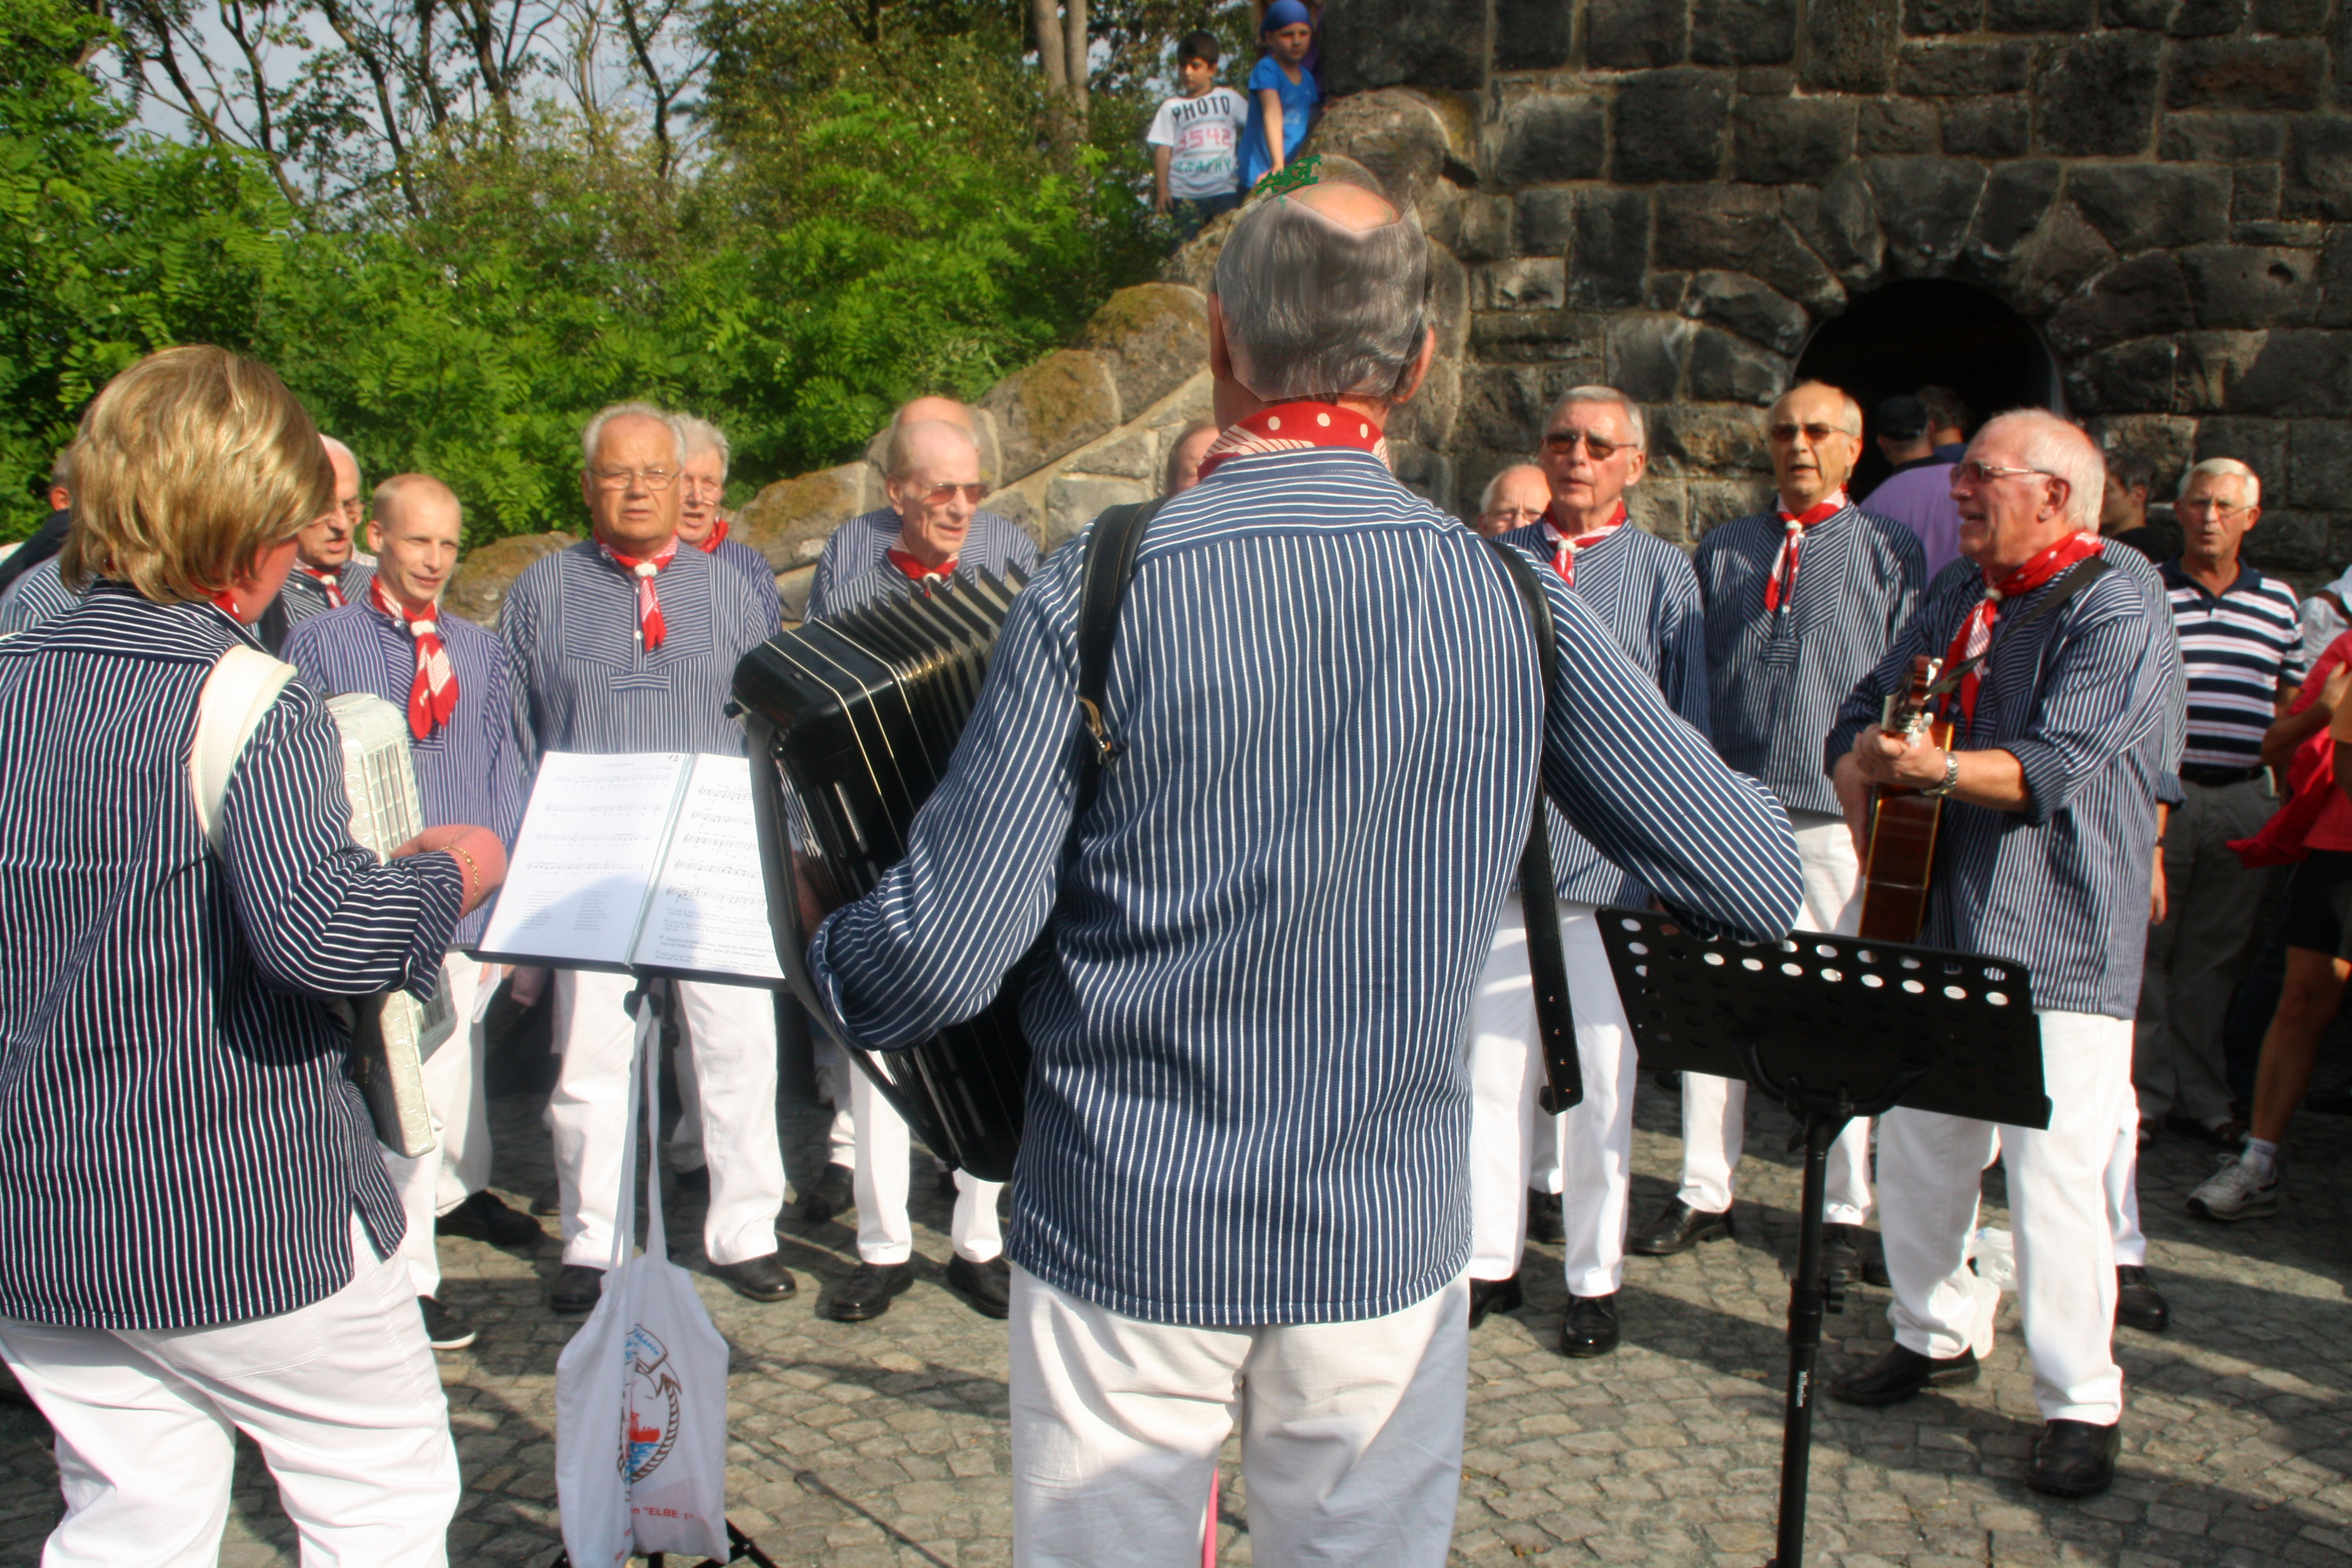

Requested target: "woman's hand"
[{"left": 392, "top": 823, "right": 508, "bottom": 915}]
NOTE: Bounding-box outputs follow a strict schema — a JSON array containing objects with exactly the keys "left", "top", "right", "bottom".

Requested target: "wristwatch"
[{"left": 1921, "top": 749, "right": 1962, "bottom": 799}]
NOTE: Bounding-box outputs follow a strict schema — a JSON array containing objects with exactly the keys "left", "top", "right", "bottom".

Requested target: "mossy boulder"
[
  {"left": 734, "top": 463, "right": 875, "bottom": 572},
  {"left": 1074, "top": 284, "right": 1209, "bottom": 421},
  {"left": 447, "top": 532, "right": 575, "bottom": 628},
  {"left": 982, "top": 350, "right": 1122, "bottom": 479}
]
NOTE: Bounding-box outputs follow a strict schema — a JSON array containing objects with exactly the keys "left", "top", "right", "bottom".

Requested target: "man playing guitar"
[{"left": 1825, "top": 410, "right": 2183, "bottom": 1503}]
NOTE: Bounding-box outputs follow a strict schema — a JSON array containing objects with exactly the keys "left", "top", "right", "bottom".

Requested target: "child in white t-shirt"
[{"left": 1148, "top": 31, "right": 1249, "bottom": 243}]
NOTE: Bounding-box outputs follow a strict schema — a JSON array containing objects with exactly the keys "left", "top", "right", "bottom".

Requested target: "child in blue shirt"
[{"left": 1240, "top": 0, "right": 1318, "bottom": 194}]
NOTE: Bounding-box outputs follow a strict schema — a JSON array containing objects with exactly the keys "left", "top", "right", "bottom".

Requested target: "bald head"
[
  {"left": 295, "top": 434, "right": 364, "bottom": 571},
  {"left": 1287, "top": 181, "right": 1400, "bottom": 231},
  {"left": 897, "top": 396, "right": 975, "bottom": 433}
]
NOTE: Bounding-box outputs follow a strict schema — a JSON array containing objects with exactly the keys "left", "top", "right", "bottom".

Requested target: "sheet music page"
[
  {"left": 629, "top": 753, "right": 786, "bottom": 981},
  {"left": 477, "top": 752, "right": 689, "bottom": 968}
]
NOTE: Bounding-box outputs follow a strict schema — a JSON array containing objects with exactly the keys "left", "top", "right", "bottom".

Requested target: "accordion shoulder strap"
[
  {"left": 190, "top": 643, "right": 298, "bottom": 854},
  {"left": 1073, "top": 498, "right": 1165, "bottom": 795},
  {"left": 1481, "top": 538, "right": 1583, "bottom": 1115}
]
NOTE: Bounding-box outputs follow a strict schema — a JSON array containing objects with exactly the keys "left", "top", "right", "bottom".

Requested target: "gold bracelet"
[{"left": 449, "top": 841, "right": 481, "bottom": 904}]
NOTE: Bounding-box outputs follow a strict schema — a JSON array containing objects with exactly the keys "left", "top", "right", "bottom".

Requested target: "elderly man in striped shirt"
[
  {"left": 501, "top": 402, "right": 794, "bottom": 1315},
  {"left": 276, "top": 436, "right": 377, "bottom": 622},
  {"left": 1828, "top": 410, "right": 2183, "bottom": 1501},
  {"left": 806, "top": 396, "right": 1037, "bottom": 618},
  {"left": 2133, "top": 457, "right": 2301, "bottom": 1149},
  {"left": 1664, "top": 381, "right": 1926, "bottom": 1287},
  {"left": 283, "top": 472, "right": 536, "bottom": 1353},
  {"left": 806, "top": 178, "right": 1803, "bottom": 1566},
  {"left": 1469, "top": 387, "right": 1710, "bottom": 1361}
]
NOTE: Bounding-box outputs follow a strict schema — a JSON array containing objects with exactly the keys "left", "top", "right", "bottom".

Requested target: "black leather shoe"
[
  {"left": 1821, "top": 1223, "right": 1863, "bottom": 1284},
  {"left": 419, "top": 1295, "right": 478, "bottom": 1350},
  {"left": 2115, "top": 1266, "right": 2169, "bottom": 1333},
  {"left": 708, "top": 1253, "right": 796, "bottom": 1303},
  {"left": 672, "top": 1165, "right": 710, "bottom": 1192},
  {"left": 946, "top": 1255, "right": 1012, "bottom": 1319},
  {"left": 437, "top": 1190, "right": 544, "bottom": 1249},
  {"left": 1559, "top": 1292, "right": 1620, "bottom": 1357},
  {"left": 1468, "top": 1273, "right": 1524, "bottom": 1328},
  {"left": 549, "top": 1263, "right": 605, "bottom": 1315},
  {"left": 1629, "top": 1198, "right": 1734, "bottom": 1256},
  {"left": 2026, "top": 1418, "right": 2120, "bottom": 1498},
  {"left": 1861, "top": 1235, "right": 1891, "bottom": 1289},
  {"left": 1524, "top": 1189, "right": 1566, "bottom": 1246},
  {"left": 1829, "top": 1344, "right": 1979, "bottom": 1406},
  {"left": 1652, "top": 1070, "right": 1681, "bottom": 1093},
  {"left": 822, "top": 1261, "right": 915, "bottom": 1322},
  {"left": 801, "top": 1162, "right": 854, "bottom": 1223}
]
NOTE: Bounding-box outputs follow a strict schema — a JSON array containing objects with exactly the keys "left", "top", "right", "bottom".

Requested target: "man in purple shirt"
[{"left": 1861, "top": 394, "right": 1964, "bottom": 578}]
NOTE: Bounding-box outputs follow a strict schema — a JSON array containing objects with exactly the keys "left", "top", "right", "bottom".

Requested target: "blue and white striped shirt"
[
  {"left": 809, "top": 447, "right": 1802, "bottom": 1325},
  {"left": 1695, "top": 504, "right": 1926, "bottom": 817},
  {"left": 0, "top": 557, "right": 76, "bottom": 637},
  {"left": 278, "top": 560, "right": 377, "bottom": 627},
  {"left": 0, "top": 584, "right": 462, "bottom": 1328},
  {"left": 1827, "top": 555, "right": 2182, "bottom": 1019},
  {"left": 499, "top": 540, "right": 781, "bottom": 763},
  {"left": 1496, "top": 518, "right": 1711, "bottom": 906},
  {"left": 806, "top": 506, "right": 1038, "bottom": 622},
  {"left": 708, "top": 536, "right": 784, "bottom": 612},
  {"left": 283, "top": 600, "right": 530, "bottom": 947},
  {"left": 2158, "top": 560, "right": 2303, "bottom": 771}
]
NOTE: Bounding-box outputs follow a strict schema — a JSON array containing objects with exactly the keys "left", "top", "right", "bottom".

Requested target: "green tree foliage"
[{"left": 2, "top": 0, "right": 1215, "bottom": 546}]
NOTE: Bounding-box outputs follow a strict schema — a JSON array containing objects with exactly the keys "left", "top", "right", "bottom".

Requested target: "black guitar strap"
[{"left": 1071, "top": 501, "right": 1582, "bottom": 1114}]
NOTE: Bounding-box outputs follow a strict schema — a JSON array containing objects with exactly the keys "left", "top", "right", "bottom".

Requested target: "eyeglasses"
[
  {"left": 2177, "top": 497, "right": 2250, "bottom": 518},
  {"left": 1952, "top": 460, "right": 2065, "bottom": 488},
  {"left": 1768, "top": 422, "right": 1858, "bottom": 445},
  {"left": 1483, "top": 504, "right": 1547, "bottom": 526},
  {"left": 589, "top": 465, "right": 677, "bottom": 491},
  {"left": 1541, "top": 430, "right": 1633, "bottom": 462},
  {"left": 679, "top": 476, "right": 725, "bottom": 500},
  {"left": 337, "top": 498, "right": 364, "bottom": 523},
  {"left": 920, "top": 482, "right": 988, "bottom": 505}
]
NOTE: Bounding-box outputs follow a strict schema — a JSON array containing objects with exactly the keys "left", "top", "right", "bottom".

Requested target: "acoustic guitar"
[{"left": 1857, "top": 653, "right": 1954, "bottom": 942}]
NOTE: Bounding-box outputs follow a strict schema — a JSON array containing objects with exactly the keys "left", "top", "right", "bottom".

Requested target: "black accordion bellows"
[{"left": 733, "top": 570, "right": 1031, "bottom": 1183}]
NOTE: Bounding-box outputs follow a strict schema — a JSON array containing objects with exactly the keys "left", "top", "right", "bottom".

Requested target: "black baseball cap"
[{"left": 1873, "top": 395, "right": 1929, "bottom": 440}]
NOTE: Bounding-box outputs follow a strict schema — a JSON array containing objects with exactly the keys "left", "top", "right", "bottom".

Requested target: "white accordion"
[{"left": 326, "top": 693, "right": 456, "bottom": 1158}]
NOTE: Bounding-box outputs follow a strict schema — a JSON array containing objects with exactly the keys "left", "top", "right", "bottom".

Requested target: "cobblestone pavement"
[{"left": 0, "top": 1054, "right": 2345, "bottom": 1566}]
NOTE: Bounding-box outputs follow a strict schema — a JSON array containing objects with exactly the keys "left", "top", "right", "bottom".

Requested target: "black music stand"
[{"left": 1594, "top": 908, "right": 2049, "bottom": 1568}]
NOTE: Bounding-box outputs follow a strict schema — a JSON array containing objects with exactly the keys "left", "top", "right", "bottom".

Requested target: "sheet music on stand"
[{"left": 476, "top": 751, "right": 786, "bottom": 987}]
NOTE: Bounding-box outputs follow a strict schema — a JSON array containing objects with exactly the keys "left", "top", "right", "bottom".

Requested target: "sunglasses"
[
  {"left": 920, "top": 482, "right": 988, "bottom": 505},
  {"left": 1767, "top": 422, "right": 1857, "bottom": 445},
  {"left": 1541, "top": 430, "right": 1633, "bottom": 462}
]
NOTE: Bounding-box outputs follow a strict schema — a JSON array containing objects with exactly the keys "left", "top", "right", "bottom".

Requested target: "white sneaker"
[{"left": 2187, "top": 1151, "right": 2279, "bottom": 1221}]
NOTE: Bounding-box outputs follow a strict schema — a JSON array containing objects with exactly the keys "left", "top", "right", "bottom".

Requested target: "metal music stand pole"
[{"left": 1593, "top": 908, "right": 2050, "bottom": 1568}]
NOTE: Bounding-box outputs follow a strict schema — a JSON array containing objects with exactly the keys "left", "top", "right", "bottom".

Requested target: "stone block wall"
[{"left": 1305, "top": 0, "right": 2352, "bottom": 575}]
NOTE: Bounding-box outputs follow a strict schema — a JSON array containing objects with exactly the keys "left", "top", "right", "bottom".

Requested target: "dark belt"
[{"left": 2180, "top": 763, "right": 2265, "bottom": 787}]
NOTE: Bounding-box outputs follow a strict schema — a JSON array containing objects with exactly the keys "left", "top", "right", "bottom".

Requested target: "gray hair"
[
  {"left": 48, "top": 449, "right": 71, "bottom": 490},
  {"left": 2181, "top": 456, "right": 2261, "bottom": 508},
  {"left": 1212, "top": 194, "right": 1429, "bottom": 401},
  {"left": 677, "top": 414, "right": 730, "bottom": 477},
  {"left": 1774, "top": 379, "right": 1863, "bottom": 437},
  {"left": 884, "top": 418, "right": 979, "bottom": 480},
  {"left": 581, "top": 401, "right": 684, "bottom": 468},
  {"left": 1544, "top": 386, "right": 1647, "bottom": 451},
  {"left": 1978, "top": 409, "right": 2104, "bottom": 534},
  {"left": 319, "top": 433, "right": 359, "bottom": 484}
]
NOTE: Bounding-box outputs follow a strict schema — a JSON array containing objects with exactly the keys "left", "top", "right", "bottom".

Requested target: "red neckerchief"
[
  {"left": 1940, "top": 531, "right": 2107, "bottom": 726},
  {"left": 211, "top": 590, "right": 243, "bottom": 619},
  {"left": 598, "top": 540, "right": 677, "bottom": 650},
  {"left": 1540, "top": 503, "right": 1627, "bottom": 588},
  {"left": 300, "top": 563, "right": 347, "bottom": 608},
  {"left": 370, "top": 578, "right": 459, "bottom": 741},
  {"left": 1764, "top": 491, "right": 1847, "bottom": 613},
  {"left": 694, "top": 518, "right": 730, "bottom": 554},
  {"left": 1193, "top": 401, "right": 1388, "bottom": 481},
  {"left": 886, "top": 547, "right": 956, "bottom": 584}
]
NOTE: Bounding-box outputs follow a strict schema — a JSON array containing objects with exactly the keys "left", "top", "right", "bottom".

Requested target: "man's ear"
[
  {"left": 1207, "top": 296, "right": 1233, "bottom": 382},
  {"left": 365, "top": 521, "right": 384, "bottom": 555},
  {"left": 1390, "top": 325, "right": 1438, "bottom": 406}
]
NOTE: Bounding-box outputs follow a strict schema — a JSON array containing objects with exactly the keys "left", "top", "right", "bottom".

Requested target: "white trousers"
[
  {"left": 848, "top": 1063, "right": 1002, "bottom": 1266},
  {"left": 0, "top": 1221, "right": 459, "bottom": 1567},
  {"left": 1878, "top": 1010, "right": 2132, "bottom": 1424},
  {"left": 2106, "top": 1093, "right": 2146, "bottom": 1269},
  {"left": 550, "top": 969, "right": 784, "bottom": 1268},
  {"left": 1465, "top": 900, "right": 1639, "bottom": 1298},
  {"left": 1678, "top": 812, "right": 1873, "bottom": 1225},
  {"left": 385, "top": 954, "right": 494, "bottom": 1299},
  {"left": 1008, "top": 1266, "right": 1466, "bottom": 1568}
]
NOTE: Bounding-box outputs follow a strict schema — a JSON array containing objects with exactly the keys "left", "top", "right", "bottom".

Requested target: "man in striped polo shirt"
[
  {"left": 283, "top": 472, "right": 536, "bottom": 1353},
  {"left": 806, "top": 181, "right": 1803, "bottom": 1563},
  {"left": 501, "top": 402, "right": 794, "bottom": 1315},
  {"left": 1475, "top": 385, "right": 1710, "bottom": 1361},
  {"left": 2134, "top": 457, "right": 2301, "bottom": 1148},
  {"left": 1828, "top": 411, "right": 2181, "bottom": 1500},
  {"left": 276, "top": 436, "right": 377, "bottom": 624},
  {"left": 806, "top": 396, "right": 1037, "bottom": 620},
  {"left": 1679, "top": 380, "right": 1927, "bottom": 1287}
]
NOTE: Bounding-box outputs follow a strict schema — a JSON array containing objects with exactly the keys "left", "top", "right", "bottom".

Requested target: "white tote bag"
[{"left": 554, "top": 989, "right": 733, "bottom": 1563}]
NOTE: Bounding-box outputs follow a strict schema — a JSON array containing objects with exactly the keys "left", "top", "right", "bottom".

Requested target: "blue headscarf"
[{"left": 1263, "top": 0, "right": 1312, "bottom": 31}]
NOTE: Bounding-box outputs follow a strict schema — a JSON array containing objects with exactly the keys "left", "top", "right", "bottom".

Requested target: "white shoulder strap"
[{"left": 190, "top": 644, "right": 298, "bottom": 853}]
